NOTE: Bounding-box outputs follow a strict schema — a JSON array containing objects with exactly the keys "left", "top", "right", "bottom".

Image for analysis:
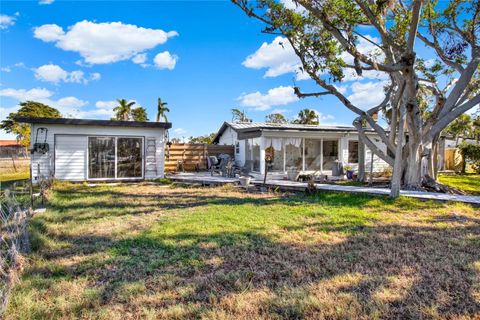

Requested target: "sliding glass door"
[
  {"left": 117, "top": 137, "right": 143, "bottom": 178},
  {"left": 88, "top": 137, "right": 115, "bottom": 179},
  {"left": 88, "top": 136, "right": 143, "bottom": 180}
]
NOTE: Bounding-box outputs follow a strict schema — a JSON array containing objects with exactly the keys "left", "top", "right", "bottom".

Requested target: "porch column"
[
  {"left": 260, "top": 142, "right": 266, "bottom": 175},
  {"left": 302, "top": 138, "right": 305, "bottom": 171},
  {"left": 283, "top": 140, "right": 286, "bottom": 173},
  {"left": 320, "top": 138, "right": 323, "bottom": 174},
  {"left": 250, "top": 139, "right": 254, "bottom": 171}
]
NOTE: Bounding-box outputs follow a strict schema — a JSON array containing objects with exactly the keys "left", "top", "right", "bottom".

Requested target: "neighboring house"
[
  {"left": 0, "top": 140, "right": 27, "bottom": 158},
  {"left": 16, "top": 117, "right": 171, "bottom": 182},
  {"left": 213, "top": 121, "right": 471, "bottom": 176},
  {"left": 213, "top": 122, "right": 391, "bottom": 176}
]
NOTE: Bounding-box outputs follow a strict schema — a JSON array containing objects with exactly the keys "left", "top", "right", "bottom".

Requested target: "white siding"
[
  {"left": 30, "top": 124, "right": 165, "bottom": 182},
  {"left": 55, "top": 135, "right": 87, "bottom": 180},
  {"left": 218, "top": 127, "right": 246, "bottom": 166}
]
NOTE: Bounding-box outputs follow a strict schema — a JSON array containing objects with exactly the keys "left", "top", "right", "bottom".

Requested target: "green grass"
[
  {"left": 439, "top": 173, "right": 480, "bottom": 195},
  {"left": 0, "top": 169, "right": 29, "bottom": 183},
  {"left": 4, "top": 182, "right": 480, "bottom": 319}
]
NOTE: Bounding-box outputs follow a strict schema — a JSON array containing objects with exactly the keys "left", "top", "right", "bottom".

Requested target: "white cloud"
[
  {"left": 347, "top": 81, "right": 388, "bottom": 109},
  {"left": 39, "top": 0, "right": 54, "bottom": 4},
  {"left": 173, "top": 128, "right": 187, "bottom": 135},
  {"left": 34, "top": 20, "right": 178, "bottom": 65},
  {"left": 132, "top": 53, "right": 147, "bottom": 64},
  {"left": 271, "top": 108, "right": 289, "bottom": 114},
  {"left": 0, "top": 14, "right": 16, "bottom": 30},
  {"left": 280, "top": 0, "right": 306, "bottom": 13},
  {"left": 34, "top": 64, "right": 100, "bottom": 84},
  {"left": 243, "top": 36, "right": 307, "bottom": 80},
  {"left": 0, "top": 87, "right": 112, "bottom": 119},
  {"left": 153, "top": 51, "right": 178, "bottom": 70},
  {"left": 1, "top": 67, "right": 11, "bottom": 72},
  {"left": 238, "top": 86, "right": 299, "bottom": 111},
  {"left": 0, "top": 87, "right": 52, "bottom": 101},
  {"left": 33, "top": 24, "right": 64, "bottom": 42}
]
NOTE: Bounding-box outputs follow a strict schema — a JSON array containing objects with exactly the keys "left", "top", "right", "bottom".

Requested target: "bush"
[{"left": 458, "top": 143, "right": 480, "bottom": 173}]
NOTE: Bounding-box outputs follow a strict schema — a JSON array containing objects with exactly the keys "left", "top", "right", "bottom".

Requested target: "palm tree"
[
  {"left": 156, "top": 98, "right": 170, "bottom": 122},
  {"left": 113, "top": 99, "right": 136, "bottom": 121},
  {"left": 293, "top": 109, "right": 319, "bottom": 125}
]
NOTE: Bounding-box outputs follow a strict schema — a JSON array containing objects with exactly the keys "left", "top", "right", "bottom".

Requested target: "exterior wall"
[
  {"left": 218, "top": 126, "right": 245, "bottom": 166},
  {"left": 30, "top": 123, "right": 165, "bottom": 182},
  {"left": 217, "top": 127, "right": 392, "bottom": 175}
]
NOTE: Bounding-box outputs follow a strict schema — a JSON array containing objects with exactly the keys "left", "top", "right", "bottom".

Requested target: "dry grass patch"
[{"left": 4, "top": 182, "right": 480, "bottom": 319}]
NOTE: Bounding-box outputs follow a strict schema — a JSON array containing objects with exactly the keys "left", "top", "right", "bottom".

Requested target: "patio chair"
[{"left": 208, "top": 154, "right": 230, "bottom": 176}]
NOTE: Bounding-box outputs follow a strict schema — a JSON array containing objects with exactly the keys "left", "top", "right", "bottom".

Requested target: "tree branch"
[{"left": 293, "top": 87, "right": 332, "bottom": 98}]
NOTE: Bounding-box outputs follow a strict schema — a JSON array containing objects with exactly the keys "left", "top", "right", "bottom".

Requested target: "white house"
[
  {"left": 213, "top": 122, "right": 392, "bottom": 176},
  {"left": 16, "top": 117, "right": 171, "bottom": 182}
]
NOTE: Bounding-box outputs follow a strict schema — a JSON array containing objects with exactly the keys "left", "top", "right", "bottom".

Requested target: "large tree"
[
  {"left": 293, "top": 108, "right": 320, "bottom": 125},
  {"left": 234, "top": 0, "right": 480, "bottom": 196},
  {"left": 0, "top": 101, "right": 61, "bottom": 148}
]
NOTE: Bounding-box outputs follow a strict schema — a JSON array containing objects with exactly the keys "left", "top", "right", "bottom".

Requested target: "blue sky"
[{"left": 0, "top": 0, "right": 460, "bottom": 140}]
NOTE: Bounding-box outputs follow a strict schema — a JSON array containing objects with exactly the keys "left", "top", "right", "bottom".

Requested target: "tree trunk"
[
  {"left": 403, "top": 141, "right": 424, "bottom": 190},
  {"left": 357, "top": 139, "right": 365, "bottom": 182}
]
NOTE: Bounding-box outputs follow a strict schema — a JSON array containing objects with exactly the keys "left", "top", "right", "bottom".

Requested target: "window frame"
[
  {"left": 86, "top": 136, "right": 144, "bottom": 181},
  {"left": 348, "top": 140, "right": 359, "bottom": 164}
]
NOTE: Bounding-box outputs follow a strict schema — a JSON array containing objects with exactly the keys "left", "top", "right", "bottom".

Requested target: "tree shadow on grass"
[{"left": 19, "top": 204, "right": 480, "bottom": 319}]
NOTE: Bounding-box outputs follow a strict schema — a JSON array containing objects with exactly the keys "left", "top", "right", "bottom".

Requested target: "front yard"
[{"left": 5, "top": 182, "right": 480, "bottom": 319}]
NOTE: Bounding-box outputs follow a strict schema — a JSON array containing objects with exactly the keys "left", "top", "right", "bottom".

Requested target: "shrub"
[{"left": 458, "top": 142, "right": 480, "bottom": 173}]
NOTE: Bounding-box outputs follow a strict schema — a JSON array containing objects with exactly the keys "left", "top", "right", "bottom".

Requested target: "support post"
[
  {"left": 320, "top": 138, "right": 323, "bottom": 174},
  {"left": 283, "top": 140, "right": 286, "bottom": 173},
  {"left": 260, "top": 147, "right": 265, "bottom": 174},
  {"left": 357, "top": 139, "right": 365, "bottom": 182},
  {"left": 302, "top": 138, "right": 305, "bottom": 172}
]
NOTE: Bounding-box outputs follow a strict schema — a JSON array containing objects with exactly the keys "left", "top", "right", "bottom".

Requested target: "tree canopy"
[
  {"left": 0, "top": 101, "right": 61, "bottom": 148},
  {"left": 265, "top": 113, "right": 288, "bottom": 123},
  {"left": 156, "top": 98, "right": 170, "bottom": 123},
  {"left": 112, "top": 99, "right": 136, "bottom": 121},
  {"left": 231, "top": 108, "right": 252, "bottom": 122},
  {"left": 293, "top": 108, "right": 320, "bottom": 125},
  {"left": 188, "top": 133, "right": 217, "bottom": 144},
  {"left": 131, "top": 107, "right": 149, "bottom": 121}
]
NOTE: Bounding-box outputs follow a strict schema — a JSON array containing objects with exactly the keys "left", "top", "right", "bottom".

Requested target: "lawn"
[
  {"left": 439, "top": 173, "right": 480, "bottom": 195},
  {"left": 0, "top": 170, "right": 29, "bottom": 183},
  {"left": 5, "top": 182, "right": 480, "bottom": 319}
]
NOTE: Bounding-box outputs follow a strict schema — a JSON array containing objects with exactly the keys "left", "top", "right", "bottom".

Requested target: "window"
[
  {"left": 88, "top": 136, "right": 143, "bottom": 180},
  {"left": 348, "top": 141, "right": 359, "bottom": 163},
  {"left": 235, "top": 142, "right": 240, "bottom": 154}
]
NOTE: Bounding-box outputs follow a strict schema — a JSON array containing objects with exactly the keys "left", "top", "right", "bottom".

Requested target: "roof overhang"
[{"left": 14, "top": 117, "right": 172, "bottom": 129}]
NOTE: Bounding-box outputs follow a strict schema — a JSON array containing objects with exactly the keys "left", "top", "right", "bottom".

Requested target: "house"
[
  {"left": 213, "top": 121, "right": 455, "bottom": 176},
  {"left": 16, "top": 117, "right": 171, "bottom": 182}
]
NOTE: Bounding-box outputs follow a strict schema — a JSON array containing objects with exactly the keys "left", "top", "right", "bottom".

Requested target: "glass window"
[
  {"left": 348, "top": 141, "right": 359, "bottom": 163},
  {"left": 88, "top": 137, "right": 115, "bottom": 179},
  {"left": 235, "top": 142, "right": 240, "bottom": 154},
  {"left": 117, "top": 137, "right": 143, "bottom": 178}
]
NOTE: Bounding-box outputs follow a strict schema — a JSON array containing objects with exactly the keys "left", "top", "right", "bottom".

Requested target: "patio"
[{"left": 167, "top": 172, "right": 480, "bottom": 205}]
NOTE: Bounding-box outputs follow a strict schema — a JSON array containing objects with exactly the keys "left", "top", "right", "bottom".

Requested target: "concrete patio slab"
[{"left": 167, "top": 172, "right": 480, "bottom": 205}]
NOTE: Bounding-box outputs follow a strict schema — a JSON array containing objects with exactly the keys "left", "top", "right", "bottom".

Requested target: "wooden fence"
[
  {"left": 444, "top": 148, "right": 463, "bottom": 171},
  {"left": 165, "top": 143, "right": 234, "bottom": 172}
]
